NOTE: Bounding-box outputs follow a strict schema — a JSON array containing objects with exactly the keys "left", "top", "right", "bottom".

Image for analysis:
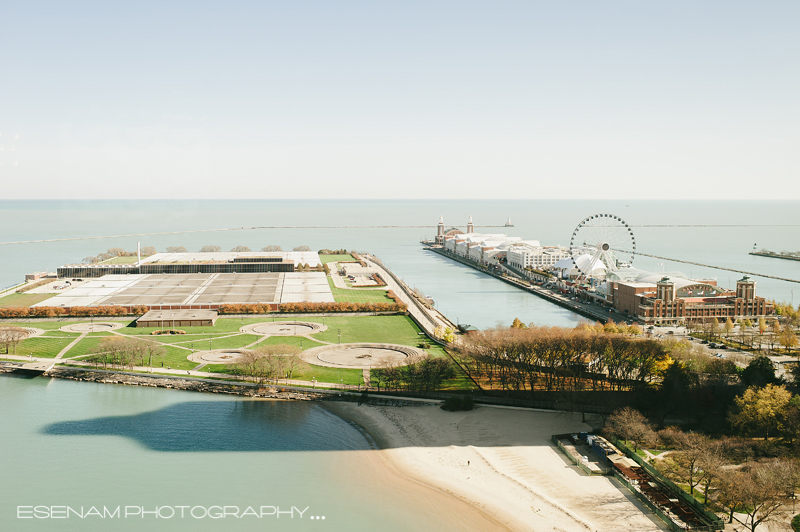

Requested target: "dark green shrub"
[{"left": 441, "top": 395, "right": 474, "bottom": 411}]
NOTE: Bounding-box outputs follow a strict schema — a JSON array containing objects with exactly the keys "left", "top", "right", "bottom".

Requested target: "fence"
[
  {"left": 551, "top": 434, "right": 610, "bottom": 475},
  {"left": 607, "top": 435, "right": 725, "bottom": 531}
]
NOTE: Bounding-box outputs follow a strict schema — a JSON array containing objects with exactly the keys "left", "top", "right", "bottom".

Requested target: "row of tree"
[
  {"left": 231, "top": 344, "right": 303, "bottom": 385},
  {"left": 0, "top": 305, "right": 149, "bottom": 318},
  {"left": 84, "top": 337, "right": 166, "bottom": 370},
  {"left": 277, "top": 301, "right": 406, "bottom": 313},
  {"left": 370, "top": 357, "right": 455, "bottom": 392},
  {"left": 80, "top": 244, "right": 318, "bottom": 262},
  {"left": 82, "top": 247, "right": 156, "bottom": 264},
  {"left": 687, "top": 316, "right": 798, "bottom": 353},
  {"left": 451, "top": 325, "right": 669, "bottom": 394},
  {"left": 605, "top": 407, "right": 798, "bottom": 531},
  {"left": 0, "top": 326, "right": 30, "bottom": 354}
]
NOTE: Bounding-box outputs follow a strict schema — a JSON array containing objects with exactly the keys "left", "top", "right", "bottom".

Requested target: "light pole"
[{"left": 338, "top": 329, "right": 341, "bottom": 344}]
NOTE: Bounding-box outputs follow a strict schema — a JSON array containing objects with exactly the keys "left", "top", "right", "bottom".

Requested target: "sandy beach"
[{"left": 324, "top": 402, "right": 668, "bottom": 532}]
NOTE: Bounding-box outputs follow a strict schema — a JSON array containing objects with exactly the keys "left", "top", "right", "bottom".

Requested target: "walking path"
[
  {"left": 363, "top": 256, "right": 456, "bottom": 334},
  {"left": 55, "top": 332, "right": 87, "bottom": 359}
]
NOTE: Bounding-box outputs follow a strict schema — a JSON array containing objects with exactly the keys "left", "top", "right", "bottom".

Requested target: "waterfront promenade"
[{"left": 425, "top": 246, "right": 630, "bottom": 325}]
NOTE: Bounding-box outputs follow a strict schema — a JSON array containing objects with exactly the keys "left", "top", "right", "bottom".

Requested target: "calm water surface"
[
  {"left": 2, "top": 199, "right": 799, "bottom": 329},
  {"left": 0, "top": 376, "right": 485, "bottom": 532}
]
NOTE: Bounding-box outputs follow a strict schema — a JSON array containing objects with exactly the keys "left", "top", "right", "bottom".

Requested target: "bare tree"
[
  {"left": 199, "top": 245, "right": 221, "bottom": 253},
  {"left": 0, "top": 326, "right": 30, "bottom": 354},
  {"left": 604, "top": 407, "right": 654, "bottom": 452},
  {"left": 230, "top": 245, "right": 251, "bottom": 252},
  {"left": 738, "top": 460, "right": 798, "bottom": 531},
  {"left": 262, "top": 245, "right": 282, "bottom": 252},
  {"left": 292, "top": 246, "right": 312, "bottom": 251},
  {"left": 166, "top": 246, "right": 188, "bottom": 253}
]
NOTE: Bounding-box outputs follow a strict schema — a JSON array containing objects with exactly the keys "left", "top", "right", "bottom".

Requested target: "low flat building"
[{"left": 136, "top": 309, "right": 218, "bottom": 328}]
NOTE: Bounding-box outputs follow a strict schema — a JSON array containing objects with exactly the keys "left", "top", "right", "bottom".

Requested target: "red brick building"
[{"left": 608, "top": 275, "right": 773, "bottom": 324}]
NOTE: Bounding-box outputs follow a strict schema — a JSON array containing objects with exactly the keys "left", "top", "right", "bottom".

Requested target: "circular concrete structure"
[
  {"left": 240, "top": 321, "right": 327, "bottom": 336},
  {"left": 23, "top": 327, "right": 45, "bottom": 338},
  {"left": 300, "top": 343, "right": 427, "bottom": 369},
  {"left": 60, "top": 322, "right": 124, "bottom": 333},
  {"left": 187, "top": 349, "right": 249, "bottom": 365}
]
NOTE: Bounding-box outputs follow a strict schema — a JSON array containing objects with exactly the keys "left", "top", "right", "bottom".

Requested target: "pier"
[
  {"left": 749, "top": 251, "right": 800, "bottom": 263},
  {"left": 424, "top": 246, "right": 630, "bottom": 325}
]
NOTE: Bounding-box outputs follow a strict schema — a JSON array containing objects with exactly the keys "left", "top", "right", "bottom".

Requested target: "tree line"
[
  {"left": 605, "top": 406, "right": 798, "bottom": 531},
  {"left": 0, "top": 326, "right": 30, "bottom": 354},
  {"left": 84, "top": 337, "right": 166, "bottom": 370},
  {"left": 451, "top": 324, "right": 668, "bottom": 394}
]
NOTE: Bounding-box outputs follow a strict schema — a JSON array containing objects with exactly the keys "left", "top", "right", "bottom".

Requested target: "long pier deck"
[{"left": 424, "top": 246, "right": 633, "bottom": 325}]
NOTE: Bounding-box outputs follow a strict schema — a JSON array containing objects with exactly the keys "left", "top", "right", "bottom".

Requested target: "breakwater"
[
  {"left": 425, "top": 246, "right": 617, "bottom": 324},
  {"left": 750, "top": 251, "right": 800, "bottom": 263},
  {"left": 45, "top": 367, "right": 326, "bottom": 400}
]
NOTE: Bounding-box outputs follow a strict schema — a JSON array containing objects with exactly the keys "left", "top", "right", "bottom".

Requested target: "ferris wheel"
[{"left": 569, "top": 213, "right": 636, "bottom": 279}]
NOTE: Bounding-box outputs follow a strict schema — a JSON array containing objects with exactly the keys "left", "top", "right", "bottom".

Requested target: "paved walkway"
[{"left": 363, "top": 256, "right": 457, "bottom": 335}]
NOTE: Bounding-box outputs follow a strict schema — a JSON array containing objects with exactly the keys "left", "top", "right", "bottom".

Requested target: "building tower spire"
[
  {"left": 467, "top": 215, "right": 474, "bottom": 234},
  {"left": 436, "top": 216, "right": 445, "bottom": 245}
]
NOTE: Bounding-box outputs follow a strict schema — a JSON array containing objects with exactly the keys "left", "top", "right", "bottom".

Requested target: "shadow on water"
[{"left": 42, "top": 400, "right": 368, "bottom": 452}]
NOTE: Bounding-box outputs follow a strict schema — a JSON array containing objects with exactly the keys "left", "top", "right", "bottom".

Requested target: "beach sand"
[{"left": 324, "top": 402, "right": 668, "bottom": 532}]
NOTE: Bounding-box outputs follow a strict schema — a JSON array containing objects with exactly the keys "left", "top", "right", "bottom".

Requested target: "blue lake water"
[
  {"left": 2, "top": 199, "right": 799, "bottom": 328},
  {"left": 2, "top": 199, "right": 799, "bottom": 531}
]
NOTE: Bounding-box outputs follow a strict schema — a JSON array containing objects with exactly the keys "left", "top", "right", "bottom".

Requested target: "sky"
[{"left": 1, "top": 1, "right": 798, "bottom": 199}]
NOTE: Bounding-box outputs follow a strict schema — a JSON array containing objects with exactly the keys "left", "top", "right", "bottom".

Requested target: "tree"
[
  {"left": 779, "top": 329, "right": 798, "bottom": 353},
  {"left": 255, "top": 343, "right": 303, "bottom": 379},
  {"left": 740, "top": 356, "right": 779, "bottom": 387},
  {"left": 729, "top": 384, "right": 792, "bottom": 440},
  {"left": 724, "top": 318, "right": 734, "bottom": 338},
  {"left": 510, "top": 317, "right": 527, "bottom": 329},
  {"left": 166, "top": 246, "right": 187, "bottom": 253},
  {"left": 199, "top": 245, "right": 221, "bottom": 253},
  {"left": 262, "top": 245, "right": 282, "bottom": 252},
  {"left": 293, "top": 246, "right": 312, "bottom": 251},
  {"left": 230, "top": 245, "right": 251, "bottom": 252},
  {"left": 709, "top": 318, "right": 720, "bottom": 339},
  {"left": 0, "top": 326, "right": 30, "bottom": 354},
  {"left": 738, "top": 460, "right": 798, "bottom": 532},
  {"left": 605, "top": 407, "right": 654, "bottom": 452},
  {"left": 140, "top": 246, "right": 157, "bottom": 256}
]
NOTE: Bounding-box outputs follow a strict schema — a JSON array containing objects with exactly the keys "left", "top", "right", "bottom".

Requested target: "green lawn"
[
  {"left": 40, "top": 330, "right": 83, "bottom": 337},
  {"left": 3, "top": 318, "right": 84, "bottom": 331},
  {"left": 205, "top": 362, "right": 363, "bottom": 386},
  {"left": 252, "top": 335, "right": 326, "bottom": 351},
  {"left": 319, "top": 254, "right": 355, "bottom": 264},
  {"left": 63, "top": 336, "right": 119, "bottom": 358},
  {"left": 312, "top": 315, "right": 425, "bottom": 347},
  {"left": 202, "top": 334, "right": 262, "bottom": 350},
  {"left": 131, "top": 332, "right": 236, "bottom": 344},
  {"left": 326, "top": 277, "right": 394, "bottom": 303},
  {"left": 0, "top": 292, "right": 56, "bottom": 308},
  {"left": 14, "top": 337, "right": 71, "bottom": 358}
]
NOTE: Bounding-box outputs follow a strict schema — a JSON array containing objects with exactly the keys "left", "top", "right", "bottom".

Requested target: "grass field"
[
  {"left": 40, "top": 330, "right": 83, "bottom": 337},
  {"left": 12, "top": 337, "right": 70, "bottom": 358},
  {"left": 63, "top": 336, "right": 117, "bottom": 358},
  {"left": 319, "top": 254, "right": 355, "bottom": 264},
  {"left": 311, "top": 315, "right": 425, "bottom": 347},
  {"left": 205, "top": 362, "right": 363, "bottom": 386},
  {"left": 326, "top": 277, "right": 393, "bottom": 303},
  {"left": 0, "top": 292, "right": 56, "bottom": 308},
  {"left": 9, "top": 315, "right": 458, "bottom": 385}
]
